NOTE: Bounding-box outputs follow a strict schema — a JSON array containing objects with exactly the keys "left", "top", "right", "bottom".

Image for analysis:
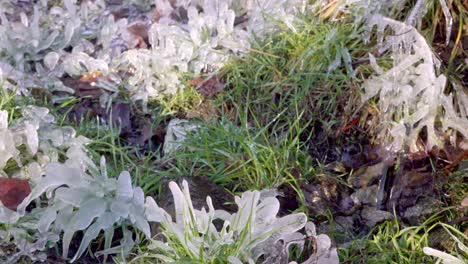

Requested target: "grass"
[
  {"left": 162, "top": 112, "right": 315, "bottom": 192},
  {"left": 339, "top": 207, "right": 467, "bottom": 264},
  {"left": 219, "top": 18, "right": 367, "bottom": 130}
]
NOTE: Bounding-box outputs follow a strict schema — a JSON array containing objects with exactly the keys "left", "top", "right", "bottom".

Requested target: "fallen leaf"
[
  {"left": 79, "top": 70, "right": 104, "bottom": 83},
  {"left": 387, "top": 170, "right": 434, "bottom": 213},
  {"left": 109, "top": 102, "right": 131, "bottom": 130},
  {"left": 190, "top": 75, "right": 225, "bottom": 98},
  {"left": 127, "top": 22, "right": 150, "bottom": 48},
  {"left": 0, "top": 178, "right": 31, "bottom": 210},
  {"left": 61, "top": 77, "right": 103, "bottom": 98},
  {"left": 348, "top": 162, "right": 386, "bottom": 188},
  {"left": 461, "top": 196, "right": 468, "bottom": 208}
]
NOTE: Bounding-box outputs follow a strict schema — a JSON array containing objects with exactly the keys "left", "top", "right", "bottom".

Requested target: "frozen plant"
[
  {"left": 361, "top": 14, "right": 467, "bottom": 152},
  {"left": 1, "top": 0, "right": 311, "bottom": 107},
  {"left": 163, "top": 119, "right": 200, "bottom": 155},
  {"left": 145, "top": 180, "right": 338, "bottom": 263},
  {"left": 1, "top": 155, "right": 151, "bottom": 263},
  {"left": 0, "top": 104, "right": 95, "bottom": 263},
  {"left": 0, "top": 105, "right": 151, "bottom": 262},
  {"left": 0, "top": 0, "right": 108, "bottom": 94},
  {"left": 0, "top": 105, "right": 89, "bottom": 182},
  {"left": 323, "top": 0, "right": 466, "bottom": 152},
  {"left": 16, "top": 156, "right": 150, "bottom": 262}
]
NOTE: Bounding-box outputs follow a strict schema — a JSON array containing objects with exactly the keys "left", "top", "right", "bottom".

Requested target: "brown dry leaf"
[
  {"left": 442, "top": 150, "right": 468, "bottom": 173},
  {"left": 348, "top": 162, "right": 386, "bottom": 188},
  {"left": 461, "top": 196, "right": 468, "bottom": 208},
  {"left": 61, "top": 77, "right": 103, "bottom": 98},
  {"left": 79, "top": 71, "right": 104, "bottom": 82},
  {"left": 127, "top": 22, "right": 150, "bottom": 48},
  {"left": 152, "top": 8, "right": 162, "bottom": 23},
  {"left": 110, "top": 102, "right": 131, "bottom": 130},
  {"left": 189, "top": 76, "right": 204, "bottom": 87},
  {"left": 111, "top": 7, "right": 129, "bottom": 20},
  {"left": 190, "top": 75, "right": 225, "bottom": 98},
  {"left": 185, "top": 100, "right": 218, "bottom": 121},
  {"left": 0, "top": 178, "right": 31, "bottom": 210},
  {"left": 387, "top": 170, "right": 434, "bottom": 212}
]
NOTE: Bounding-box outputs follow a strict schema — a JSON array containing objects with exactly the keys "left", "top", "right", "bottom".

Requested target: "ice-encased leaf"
[
  {"left": 168, "top": 181, "right": 187, "bottom": 225},
  {"left": 116, "top": 171, "right": 133, "bottom": 199},
  {"left": 17, "top": 164, "right": 86, "bottom": 214},
  {"left": 37, "top": 209, "right": 57, "bottom": 234},
  {"left": 255, "top": 197, "right": 280, "bottom": 225},
  {"left": 62, "top": 52, "right": 108, "bottom": 77},
  {"left": 133, "top": 187, "right": 145, "bottom": 207},
  {"left": 130, "top": 210, "right": 151, "bottom": 238},
  {"left": 305, "top": 221, "right": 317, "bottom": 237},
  {"left": 23, "top": 123, "right": 39, "bottom": 155},
  {"left": 54, "top": 187, "right": 86, "bottom": 207},
  {"left": 71, "top": 212, "right": 118, "bottom": 263},
  {"left": 231, "top": 190, "right": 260, "bottom": 232},
  {"left": 44, "top": 52, "right": 60, "bottom": 70},
  {"left": 110, "top": 199, "right": 130, "bottom": 218},
  {"left": 62, "top": 197, "right": 106, "bottom": 258},
  {"left": 69, "top": 198, "right": 107, "bottom": 230},
  {"left": 145, "top": 197, "right": 171, "bottom": 222},
  {"left": 0, "top": 111, "right": 8, "bottom": 129},
  {"left": 423, "top": 247, "right": 465, "bottom": 264}
]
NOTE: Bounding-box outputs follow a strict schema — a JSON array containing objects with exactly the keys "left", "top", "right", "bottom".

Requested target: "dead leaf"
[
  {"left": 387, "top": 170, "right": 434, "bottom": 212},
  {"left": 0, "top": 178, "right": 31, "bottom": 210},
  {"left": 152, "top": 8, "right": 162, "bottom": 23},
  {"left": 442, "top": 150, "right": 468, "bottom": 174},
  {"left": 190, "top": 75, "right": 225, "bottom": 98},
  {"left": 111, "top": 7, "right": 129, "bottom": 20},
  {"left": 79, "top": 71, "right": 104, "bottom": 83},
  {"left": 185, "top": 100, "right": 218, "bottom": 121},
  {"left": 348, "top": 162, "right": 386, "bottom": 188},
  {"left": 127, "top": 22, "right": 150, "bottom": 48},
  {"left": 461, "top": 196, "right": 468, "bottom": 208},
  {"left": 61, "top": 77, "right": 103, "bottom": 98},
  {"left": 109, "top": 102, "right": 131, "bottom": 130}
]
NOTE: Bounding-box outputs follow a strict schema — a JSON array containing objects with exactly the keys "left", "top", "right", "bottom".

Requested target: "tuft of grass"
[
  {"left": 162, "top": 113, "right": 315, "bottom": 192},
  {"left": 219, "top": 18, "right": 367, "bottom": 134},
  {"left": 155, "top": 86, "right": 205, "bottom": 118}
]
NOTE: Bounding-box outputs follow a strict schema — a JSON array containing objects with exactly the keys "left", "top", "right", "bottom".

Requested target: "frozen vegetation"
[{"left": 0, "top": 0, "right": 466, "bottom": 263}]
